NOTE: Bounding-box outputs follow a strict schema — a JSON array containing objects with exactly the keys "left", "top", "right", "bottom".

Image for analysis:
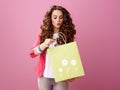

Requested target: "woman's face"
[{"left": 51, "top": 10, "right": 63, "bottom": 30}]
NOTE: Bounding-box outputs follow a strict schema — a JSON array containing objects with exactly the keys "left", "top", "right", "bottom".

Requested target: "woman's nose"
[{"left": 57, "top": 18, "right": 60, "bottom": 22}]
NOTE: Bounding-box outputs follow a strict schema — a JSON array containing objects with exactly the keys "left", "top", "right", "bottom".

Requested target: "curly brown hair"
[{"left": 40, "top": 5, "right": 76, "bottom": 45}]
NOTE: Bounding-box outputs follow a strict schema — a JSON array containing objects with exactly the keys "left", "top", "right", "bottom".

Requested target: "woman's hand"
[
  {"left": 34, "top": 39, "right": 54, "bottom": 55},
  {"left": 40, "top": 39, "right": 54, "bottom": 51}
]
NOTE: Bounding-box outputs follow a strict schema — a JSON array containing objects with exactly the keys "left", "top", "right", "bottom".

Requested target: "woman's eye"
[
  {"left": 60, "top": 16, "right": 63, "bottom": 19},
  {"left": 54, "top": 17, "right": 57, "bottom": 19},
  {"left": 53, "top": 16, "right": 57, "bottom": 19}
]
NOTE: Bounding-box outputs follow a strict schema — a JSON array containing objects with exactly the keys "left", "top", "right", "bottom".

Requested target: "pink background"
[{"left": 0, "top": 0, "right": 120, "bottom": 90}]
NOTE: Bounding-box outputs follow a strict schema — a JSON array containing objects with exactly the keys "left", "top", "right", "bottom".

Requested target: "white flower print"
[
  {"left": 58, "top": 68, "right": 63, "bottom": 73},
  {"left": 62, "top": 59, "right": 68, "bottom": 66},
  {"left": 71, "top": 60, "right": 77, "bottom": 66}
]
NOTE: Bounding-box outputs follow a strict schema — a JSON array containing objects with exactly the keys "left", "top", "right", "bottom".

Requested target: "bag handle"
[{"left": 59, "top": 32, "right": 67, "bottom": 44}]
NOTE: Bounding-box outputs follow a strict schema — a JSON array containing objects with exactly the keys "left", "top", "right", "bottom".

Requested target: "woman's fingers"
[{"left": 44, "top": 39, "right": 54, "bottom": 44}]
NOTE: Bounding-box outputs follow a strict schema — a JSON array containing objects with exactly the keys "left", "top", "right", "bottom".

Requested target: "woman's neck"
[{"left": 54, "top": 28, "right": 59, "bottom": 33}]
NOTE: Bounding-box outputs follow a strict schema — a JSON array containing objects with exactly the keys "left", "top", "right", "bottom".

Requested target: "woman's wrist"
[
  {"left": 37, "top": 45, "right": 43, "bottom": 52},
  {"left": 34, "top": 45, "right": 43, "bottom": 54},
  {"left": 35, "top": 41, "right": 50, "bottom": 54},
  {"left": 39, "top": 43, "right": 46, "bottom": 51}
]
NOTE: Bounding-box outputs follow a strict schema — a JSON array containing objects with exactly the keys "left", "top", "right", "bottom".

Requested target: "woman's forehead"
[{"left": 52, "top": 10, "right": 63, "bottom": 16}]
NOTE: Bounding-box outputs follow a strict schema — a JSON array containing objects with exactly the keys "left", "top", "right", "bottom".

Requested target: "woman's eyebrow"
[{"left": 52, "top": 14, "right": 63, "bottom": 16}]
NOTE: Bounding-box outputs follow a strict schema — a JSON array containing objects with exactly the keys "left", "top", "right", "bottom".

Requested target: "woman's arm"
[{"left": 29, "top": 34, "right": 54, "bottom": 58}]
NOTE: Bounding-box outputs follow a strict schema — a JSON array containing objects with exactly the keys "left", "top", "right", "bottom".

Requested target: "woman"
[{"left": 29, "top": 5, "right": 76, "bottom": 90}]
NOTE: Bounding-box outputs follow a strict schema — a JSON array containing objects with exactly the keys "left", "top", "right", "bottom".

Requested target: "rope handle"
[
  {"left": 50, "top": 32, "right": 67, "bottom": 48},
  {"left": 58, "top": 32, "right": 67, "bottom": 44}
]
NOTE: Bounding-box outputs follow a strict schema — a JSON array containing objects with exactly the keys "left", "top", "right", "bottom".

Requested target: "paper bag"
[{"left": 47, "top": 42, "right": 85, "bottom": 82}]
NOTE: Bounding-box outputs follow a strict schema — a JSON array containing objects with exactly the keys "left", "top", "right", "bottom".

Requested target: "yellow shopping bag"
[{"left": 47, "top": 41, "right": 85, "bottom": 82}]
